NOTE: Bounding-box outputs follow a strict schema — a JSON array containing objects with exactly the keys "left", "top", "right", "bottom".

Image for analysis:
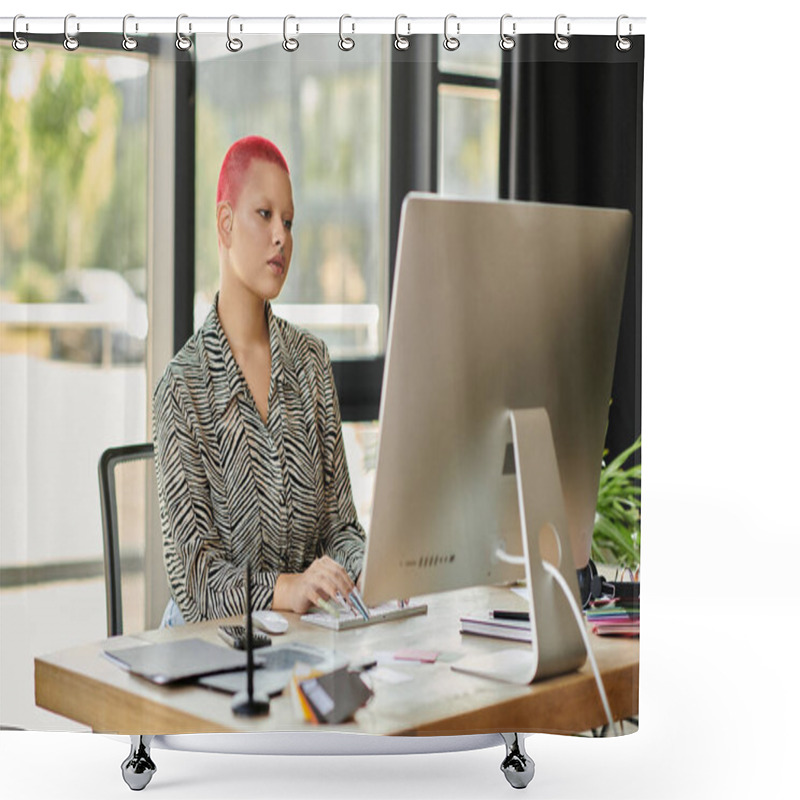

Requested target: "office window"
[
  {"left": 438, "top": 37, "right": 501, "bottom": 200},
  {"left": 193, "top": 36, "right": 388, "bottom": 361},
  {"left": 0, "top": 43, "right": 151, "bottom": 730},
  {"left": 192, "top": 37, "right": 389, "bottom": 530},
  {"left": 438, "top": 85, "right": 500, "bottom": 199},
  {"left": 439, "top": 35, "right": 502, "bottom": 81}
]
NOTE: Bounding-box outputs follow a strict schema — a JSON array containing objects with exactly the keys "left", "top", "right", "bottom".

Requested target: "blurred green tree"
[
  {"left": 28, "top": 52, "right": 120, "bottom": 273},
  {"left": 1, "top": 50, "right": 123, "bottom": 296}
]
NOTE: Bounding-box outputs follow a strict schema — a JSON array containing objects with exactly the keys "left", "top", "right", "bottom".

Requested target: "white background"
[{"left": 3, "top": 1, "right": 798, "bottom": 798}]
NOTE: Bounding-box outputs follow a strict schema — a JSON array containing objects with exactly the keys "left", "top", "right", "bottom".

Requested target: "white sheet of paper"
[{"left": 370, "top": 667, "right": 413, "bottom": 684}]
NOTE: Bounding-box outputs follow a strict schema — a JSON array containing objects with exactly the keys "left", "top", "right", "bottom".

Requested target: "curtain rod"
[{"left": 1, "top": 15, "right": 646, "bottom": 38}]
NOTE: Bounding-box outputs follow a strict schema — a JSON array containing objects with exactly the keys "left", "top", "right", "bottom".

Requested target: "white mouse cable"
[{"left": 542, "top": 561, "right": 619, "bottom": 737}]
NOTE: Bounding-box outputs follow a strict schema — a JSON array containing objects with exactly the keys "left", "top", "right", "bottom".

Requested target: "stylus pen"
[
  {"left": 349, "top": 588, "right": 370, "bottom": 621},
  {"left": 334, "top": 590, "right": 363, "bottom": 619},
  {"left": 491, "top": 610, "right": 530, "bottom": 621}
]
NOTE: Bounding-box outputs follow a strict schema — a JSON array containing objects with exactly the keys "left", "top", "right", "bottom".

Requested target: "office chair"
[
  {"left": 98, "top": 444, "right": 532, "bottom": 791},
  {"left": 99, "top": 443, "right": 169, "bottom": 638}
]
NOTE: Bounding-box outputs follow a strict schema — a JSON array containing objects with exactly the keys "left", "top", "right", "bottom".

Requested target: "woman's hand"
[{"left": 273, "top": 556, "right": 355, "bottom": 615}]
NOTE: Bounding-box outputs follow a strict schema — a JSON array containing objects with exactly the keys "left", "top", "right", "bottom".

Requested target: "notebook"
[{"left": 459, "top": 611, "right": 532, "bottom": 643}]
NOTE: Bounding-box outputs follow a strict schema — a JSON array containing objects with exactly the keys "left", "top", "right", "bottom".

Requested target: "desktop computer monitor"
[{"left": 359, "top": 194, "right": 632, "bottom": 682}]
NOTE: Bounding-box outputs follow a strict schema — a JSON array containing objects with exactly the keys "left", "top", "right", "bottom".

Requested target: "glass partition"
[{"left": 0, "top": 44, "right": 151, "bottom": 730}]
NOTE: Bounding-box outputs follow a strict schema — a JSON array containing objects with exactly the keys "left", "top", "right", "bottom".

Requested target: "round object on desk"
[
  {"left": 231, "top": 690, "right": 271, "bottom": 717},
  {"left": 252, "top": 610, "right": 289, "bottom": 635}
]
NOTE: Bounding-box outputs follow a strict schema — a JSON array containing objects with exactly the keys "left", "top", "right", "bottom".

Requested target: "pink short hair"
[{"left": 216, "top": 136, "right": 290, "bottom": 207}]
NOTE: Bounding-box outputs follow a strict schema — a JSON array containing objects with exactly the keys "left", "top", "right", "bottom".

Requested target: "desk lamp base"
[{"left": 231, "top": 690, "right": 271, "bottom": 717}]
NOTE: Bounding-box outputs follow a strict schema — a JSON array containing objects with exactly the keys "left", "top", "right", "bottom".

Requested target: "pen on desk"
[
  {"left": 351, "top": 657, "right": 377, "bottom": 672},
  {"left": 491, "top": 610, "right": 530, "bottom": 621}
]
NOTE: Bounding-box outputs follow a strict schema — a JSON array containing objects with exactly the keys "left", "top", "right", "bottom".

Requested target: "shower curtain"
[{"left": 0, "top": 10, "right": 644, "bottom": 791}]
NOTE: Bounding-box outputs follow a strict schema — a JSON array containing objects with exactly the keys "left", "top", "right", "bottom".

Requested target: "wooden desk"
[{"left": 35, "top": 585, "right": 638, "bottom": 736}]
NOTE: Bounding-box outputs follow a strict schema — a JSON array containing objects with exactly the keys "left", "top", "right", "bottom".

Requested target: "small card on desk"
[{"left": 393, "top": 648, "right": 439, "bottom": 663}]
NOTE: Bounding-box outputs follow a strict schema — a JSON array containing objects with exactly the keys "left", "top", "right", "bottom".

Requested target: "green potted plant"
[{"left": 591, "top": 436, "right": 641, "bottom": 574}]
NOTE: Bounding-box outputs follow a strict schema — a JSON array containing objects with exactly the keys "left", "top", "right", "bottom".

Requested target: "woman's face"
[{"left": 224, "top": 159, "right": 294, "bottom": 302}]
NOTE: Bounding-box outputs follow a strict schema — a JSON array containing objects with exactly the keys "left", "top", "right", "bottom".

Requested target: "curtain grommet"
[
  {"left": 283, "top": 15, "right": 299, "bottom": 52},
  {"left": 175, "top": 14, "right": 192, "bottom": 51},
  {"left": 122, "top": 14, "right": 138, "bottom": 51},
  {"left": 226, "top": 15, "right": 243, "bottom": 52},
  {"left": 616, "top": 15, "right": 632, "bottom": 51},
  {"left": 500, "top": 14, "right": 516, "bottom": 51},
  {"left": 63, "top": 13, "right": 79, "bottom": 51},
  {"left": 338, "top": 14, "right": 355, "bottom": 51},
  {"left": 554, "top": 14, "right": 570, "bottom": 51},
  {"left": 443, "top": 14, "right": 460, "bottom": 51},
  {"left": 394, "top": 15, "right": 410, "bottom": 51},
  {"left": 12, "top": 15, "right": 29, "bottom": 51}
]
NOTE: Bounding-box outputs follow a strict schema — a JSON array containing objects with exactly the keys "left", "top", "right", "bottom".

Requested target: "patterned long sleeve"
[
  {"left": 152, "top": 296, "right": 366, "bottom": 622},
  {"left": 316, "top": 341, "right": 366, "bottom": 582},
  {"left": 153, "top": 371, "right": 277, "bottom": 622}
]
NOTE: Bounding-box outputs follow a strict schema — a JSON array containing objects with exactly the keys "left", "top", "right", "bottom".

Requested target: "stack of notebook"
[
  {"left": 584, "top": 597, "right": 640, "bottom": 637},
  {"left": 459, "top": 594, "right": 640, "bottom": 642},
  {"left": 458, "top": 611, "right": 532, "bottom": 642}
]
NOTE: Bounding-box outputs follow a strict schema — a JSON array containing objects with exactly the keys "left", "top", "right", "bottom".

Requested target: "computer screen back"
[{"left": 361, "top": 194, "right": 632, "bottom": 607}]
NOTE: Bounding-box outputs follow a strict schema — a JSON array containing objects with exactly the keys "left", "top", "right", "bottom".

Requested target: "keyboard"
[{"left": 301, "top": 601, "right": 427, "bottom": 631}]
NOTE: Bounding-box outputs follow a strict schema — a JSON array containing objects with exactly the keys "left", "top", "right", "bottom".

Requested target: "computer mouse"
[{"left": 251, "top": 610, "right": 289, "bottom": 635}]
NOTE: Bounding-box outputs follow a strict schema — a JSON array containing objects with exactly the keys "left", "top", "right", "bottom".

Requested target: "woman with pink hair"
[{"left": 153, "top": 136, "right": 365, "bottom": 625}]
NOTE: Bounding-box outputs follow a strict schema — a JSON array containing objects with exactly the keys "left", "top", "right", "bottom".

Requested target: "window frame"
[{"left": 337, "top": 36, "right": 504, "bottom": 421}]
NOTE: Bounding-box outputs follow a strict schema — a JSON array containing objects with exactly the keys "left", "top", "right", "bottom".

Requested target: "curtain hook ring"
[
  {"left": 12, "top": 15, "right": 29, "bottom": 51},
  {"left": 283, "top": 15, "right": 299, "bottom": 52},
  {"left": 226, "top": 15, "right": 243, "bottom": 52},
  {"left": 554, "top": 14, "right": 570, "bottom": 51},
  {"left": 339, "top": 14, "right": 355, "bottom": 51},
  {"left": 122, "top": 14, "right": 138, "bottom": 51},
  {"left": 175, "top": 14, "right": 192, "bottom": 51},
  {"left": 443, "top": 14, "right": 460, "bottom": 51},
  {"left": 616, "top": 15, "right": 632, "bottom": 51},
  {"left": 394, "top": 15, "right": 410, "bottom": 51},
  {"left": 63, "top": 13, "right": 79, "bottom": 51},
  {"left": 500, "top": 14, "right": 516, "bottom": 51}
]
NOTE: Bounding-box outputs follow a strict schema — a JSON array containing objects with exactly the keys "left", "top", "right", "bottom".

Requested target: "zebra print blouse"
[{"left": 153, "top": 296, "right": 366, "bottom": 623}]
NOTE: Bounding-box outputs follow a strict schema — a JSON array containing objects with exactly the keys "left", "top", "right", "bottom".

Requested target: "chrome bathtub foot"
[
  {"left": 121, "top": 735, "right": 156, "bottom": 791},
  {"left": 500, "top": 733, "right": 535, "bottom": 789}
]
